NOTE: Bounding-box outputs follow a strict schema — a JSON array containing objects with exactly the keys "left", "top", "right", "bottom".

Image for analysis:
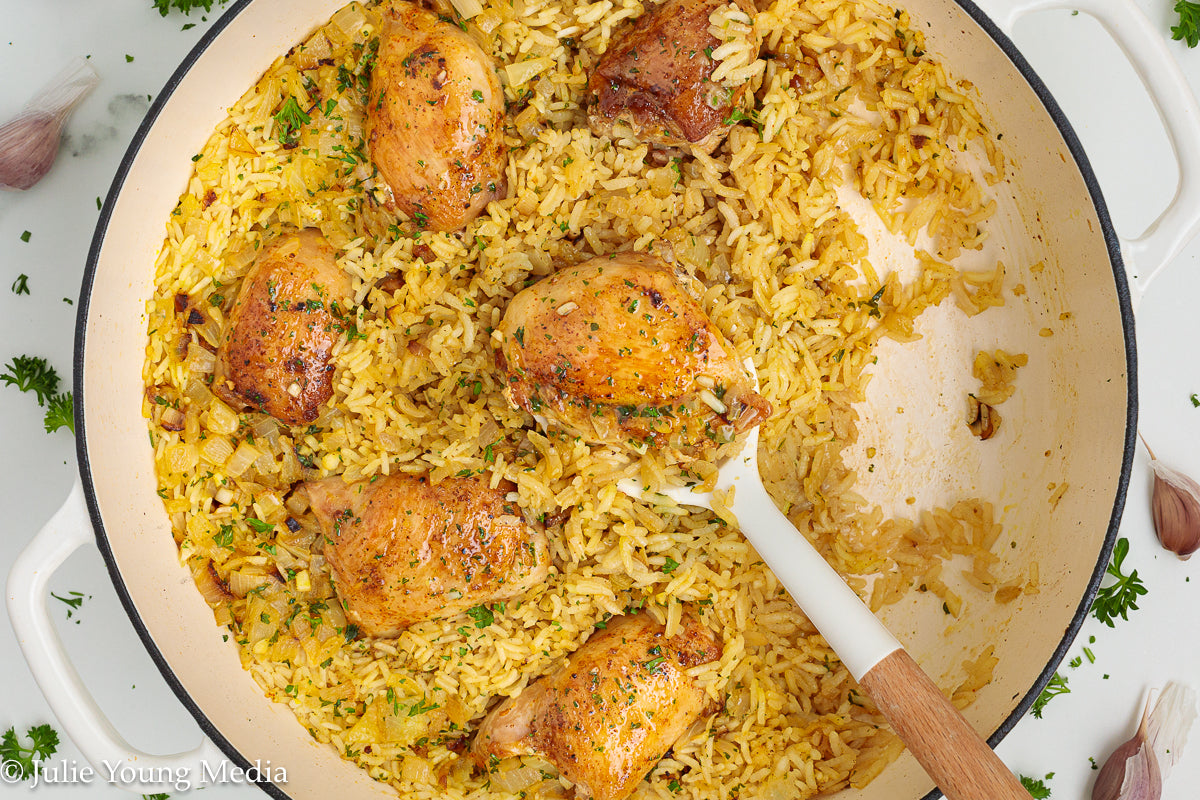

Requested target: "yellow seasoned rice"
[{"left": 142, "top": 0, "right": 1026, "bottom": 797}]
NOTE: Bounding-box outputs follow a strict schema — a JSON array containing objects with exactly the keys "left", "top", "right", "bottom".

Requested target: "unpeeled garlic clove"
[
  {"left": 0, "top": 57, "right": 99, "bottom": 191},
  {"left": 1093, "top": 682, "right": 1197, "bottom": 800},
  {"left": 1146, "top": 452, "right": 1200, "bottom": 560},
  {"left": 1093, "top": 697, "right": 1161, "bottom": 800}
]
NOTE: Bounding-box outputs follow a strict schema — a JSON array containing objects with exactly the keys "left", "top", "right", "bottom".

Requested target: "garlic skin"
[
  {"left": 1149, "top": 458, "right": 1200, "bottom": 560},
  {"left": 1146, "top": 682, "right": 1198, "bottom": 773},
  {"left": 0, "top": 57, "right": 99, "bottom": 191}
]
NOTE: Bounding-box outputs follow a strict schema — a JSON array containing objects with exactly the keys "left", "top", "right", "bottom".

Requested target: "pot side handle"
[
  {"left": 4, "top": 477, "right": 224, "bottom": 794},
  {"left": 973, "top": 0, "right": 1200, "bottom": 299}
]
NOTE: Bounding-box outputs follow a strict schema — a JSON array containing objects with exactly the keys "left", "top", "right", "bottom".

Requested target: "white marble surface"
[{"left": 1, "top": 1, "right": 1198, "bottom": 798}]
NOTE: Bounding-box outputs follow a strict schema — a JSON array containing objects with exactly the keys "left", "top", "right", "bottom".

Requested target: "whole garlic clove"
[
  {"left": 1093, "top": 682, "right": 1197, "bottom": 800},
  {"left": 1093, "top": 697, "right": 1161, "bottom": 800},
  {"left": 1143, "top": 442, "right": 1200, "bottom": 560},
  {"left": 0, "top": 57, "right": 99, "bottom": 191}
]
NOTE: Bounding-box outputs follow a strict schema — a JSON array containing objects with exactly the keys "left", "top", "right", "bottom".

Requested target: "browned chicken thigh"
[
  {"left": 473, "top": 610, "right": 721, "bottom": 800},
  {"left": 213, "top": 228, "right": 353, "bottom": 426},
  {"left": 303, "top": 474, "right": 550, "bottom": 637},
  {"left": 588, "top": 0, "right": 759, "bottom": 153},
  {"left": 497, "top": 252, "right": 770, "bottom": 454},
  {"left": 366, "top": 0, "right": 507, "bottom": 232}
]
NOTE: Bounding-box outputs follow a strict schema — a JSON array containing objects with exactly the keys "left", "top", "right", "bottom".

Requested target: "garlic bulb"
[
  {"left": 0, "top": 57, "right": 99, "bottom": 191},
  {"left": 1143, "top": 439, "right": 1200, "bottom": 560},
  {"left": 1093, "top": 682, "right": 1197, "bottom": 800}
]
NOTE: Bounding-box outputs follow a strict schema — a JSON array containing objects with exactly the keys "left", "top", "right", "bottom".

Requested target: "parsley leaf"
[
  {"left": 1, "top": 356, "right": 61, "bottom": 406},
  {"left": 1091, "top": 537, "right": 1147, "bottom": 627},
  {"left": 0, "top": 724, "right": 60, "bottom": 780},
  {"left": 246, "top": 518, "right": 275, "bottom": 534},
  {"left": 466, "top": 604, "right": 494, "bottom": 628},
  {"left": 1173, "top": 1, "right": 1200, "bottom": 47},
  {"left": 661, "top": 556, "right": 680, "bottom": 574},
  {"left": 11, "top": 274, "right": 29, "bottom": 295},
  {"left": 1031, "top": 672, "right": 1070, "bottom": 718},
  {"left": 44, "top": 392, "right": 75, "bottom": 435},
  {"left": 273, "top": 97, "right": 312, "bottom": 146},
  {"left": 407, "top": 696, "right": 441, "bottom": 716},
  {"left": 1019, "top": 774, "right": 1052, "bottom": 799}
]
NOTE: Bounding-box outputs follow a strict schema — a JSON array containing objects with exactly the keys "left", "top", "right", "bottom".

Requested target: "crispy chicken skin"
[
  {"left": 366, "top": 0, "right": 506, "bottom": 232},
  {"left": 472, "top": 610, "right": 721, "bottom": 800},
  {"left": 303, "top": 474, "right": 550, "bottom": 637},
  {"left": 588, "top": 0, "right": 758, "bottom": 154},
  {"left": 213, "top": 228, "right": 353, "bottom": 426},
  {"left": 497, "top": 252, "right": 771, "bottom": 453}
]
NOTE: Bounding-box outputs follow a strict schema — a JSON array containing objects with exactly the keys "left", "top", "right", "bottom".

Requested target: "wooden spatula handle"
[{"left": 857, "top": 648, "right": 1031, "bottom": 800}]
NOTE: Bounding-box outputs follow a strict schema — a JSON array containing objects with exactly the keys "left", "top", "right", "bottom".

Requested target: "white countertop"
[{"left": 1, "top": 1, "right": 1199, "bottom": 798}]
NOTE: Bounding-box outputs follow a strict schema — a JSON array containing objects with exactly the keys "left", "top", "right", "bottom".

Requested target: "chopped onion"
[
  {"left": 184, "top": 377, "right": 215, "bottom": 407},
  {"left": 279, "top": 446, "right": 304, "bottom": 485},
  {"left": 330, "top": 4, "right": 369, "bottom": 40},
  {"left": 229, "top": 568, "right": 272, "bottom": 598},
  {"left": 504, "top": 58, "right": 553, "bottom": 88},
  {"left": 185, "top": 345, "right": 216, "bottom": 375},
  {"left": 225, "top": 440, "right": 261, "bottom": 478},
  {"left": 200, "top": 435, "right": 235, "bottom": 466},
  {"left": 450, "top": 0, "right": 484, "bottom": 18},
  {"left": 207, "top": 400, "right": 240, "bottom": 435},
  {"left": 489, "top": 765, "right": 544, "bottom": 794},
  {"left": 193, "top": 563, "right": 232, "bottom": 606},
  {"left": 285, "top": 490, "right": 310, "bottom": 516},
  {"left": 164, "top": 443, "right": 199, "bottom": 474},
  {"left": 256, "top": 491, "right": 285, "bottom": 521}
]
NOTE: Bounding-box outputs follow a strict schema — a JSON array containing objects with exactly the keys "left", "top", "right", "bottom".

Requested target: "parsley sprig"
[
  {"left": 1091, "top": 537, "right": 1147, "bottom": 627},
  {"left": 152, "top": 0, "right": 230, "bottom": 15},
  {"left": 1031, "top": 672, "right": 1070, "bottom": 718},
  {"left": 1, "top": 724, "right": 60, "bottom": 781},
  {"left": 1173, "top": 1, "right": 1200, "bottom": 48},
  {"left": 44, "top": 393, "right": 75, "bottom": 434},
  {"left": 274, "top": 97, "right": 312, "bottom": 147},
  {"left": 1, "top": 356, "right": 60, "bottom": 406},
  {"left": 1019, "top": 773, "right": 1053, "bottom": 799},
  {"left": 0, "top": 356, "right": 75, "bottom": 435}
]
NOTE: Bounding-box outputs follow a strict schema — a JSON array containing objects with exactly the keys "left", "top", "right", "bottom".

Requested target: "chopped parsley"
[
  {"left": 466, "top": 604, "right": 494, "bottom": 628},
  {"left": 152, "top": 0, "right": 231, "bottom": 16},
  {"left": 247, "top": 518, "right": 275, "bottom": 534},
  {"left": 408, "top": 696, "right": 441, "bottom": 716},
  {"left": 1019, "top": 773, "right": 1053, "bottom": 799},
  {"left": 50, "top": 590, "right": 88, "bottom": 619},
  {"left": 11, "top": 274, "right": 29, "bottom": 295}
]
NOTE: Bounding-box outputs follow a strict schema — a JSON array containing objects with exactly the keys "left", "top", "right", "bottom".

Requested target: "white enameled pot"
[{"left": 8, "top": 1, "right": 1200, "bottom": 798}]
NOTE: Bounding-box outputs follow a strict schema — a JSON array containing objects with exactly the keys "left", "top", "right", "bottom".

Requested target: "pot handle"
[
  {"left": 973, "top": 0, "right": 1200, "bottom": 299},
  {"left": 5, "top": 477, "right": 224, "bottom": 794}
]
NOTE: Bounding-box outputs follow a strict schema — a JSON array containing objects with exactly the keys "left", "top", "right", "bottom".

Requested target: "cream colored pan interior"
[{"left": 77, "top": 1, "right": 1131, "bottom": 798}]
